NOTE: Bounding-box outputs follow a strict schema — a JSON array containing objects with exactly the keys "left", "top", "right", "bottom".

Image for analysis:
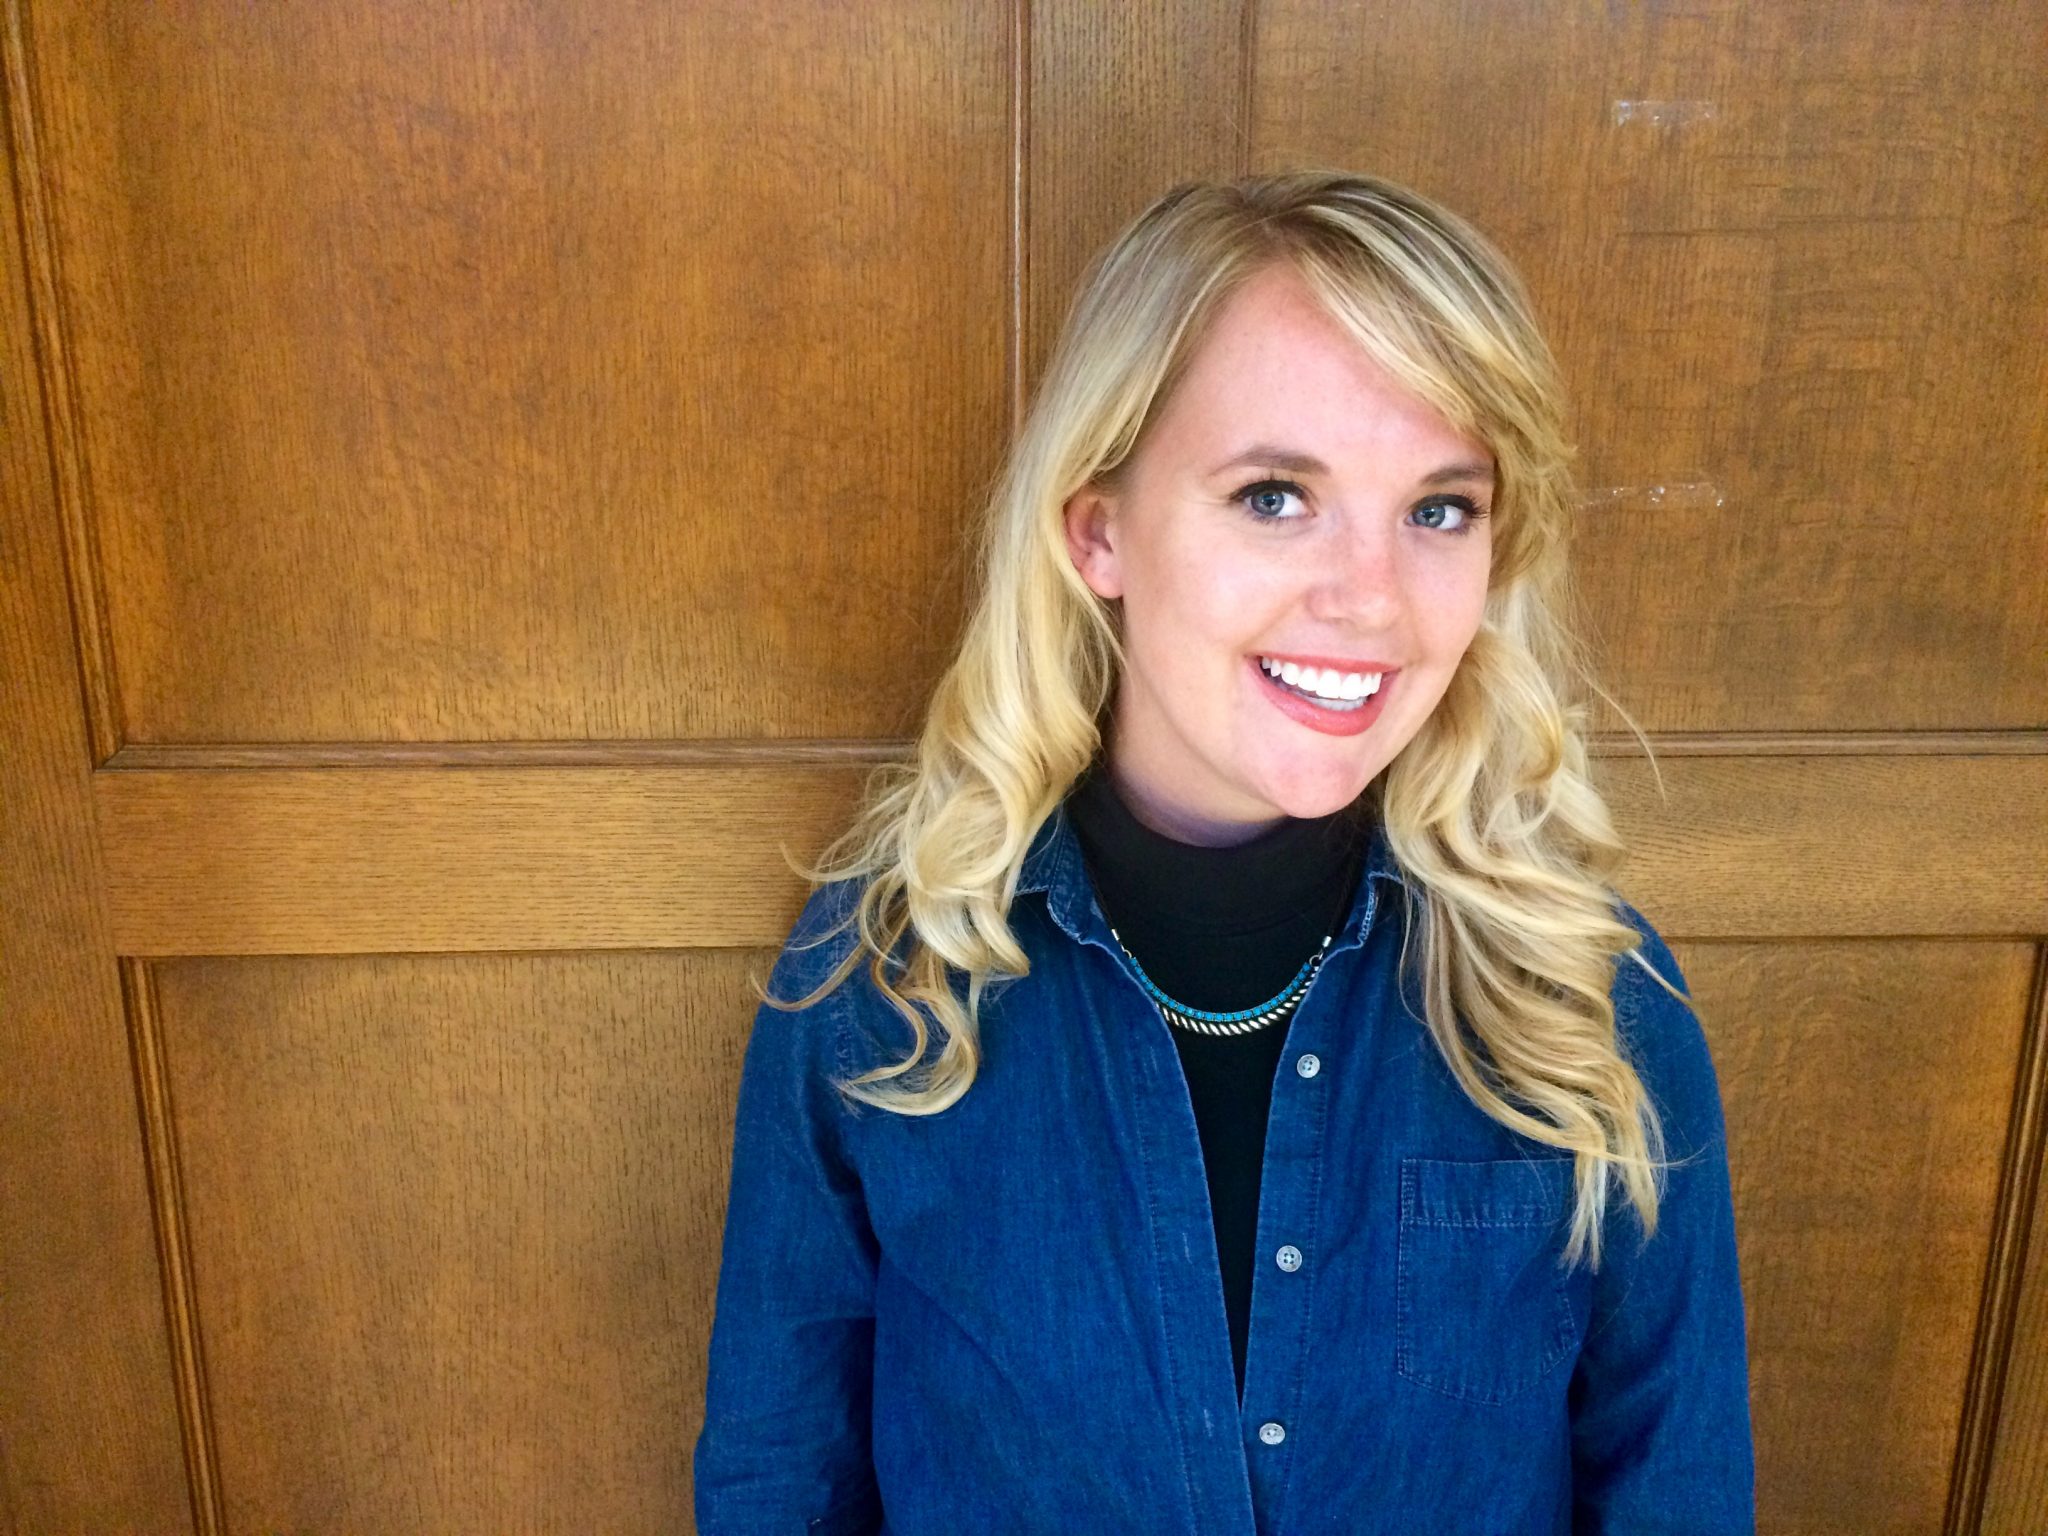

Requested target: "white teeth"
[{"left": 1258, "top": 656, "right": 1383, "bottom": 701}]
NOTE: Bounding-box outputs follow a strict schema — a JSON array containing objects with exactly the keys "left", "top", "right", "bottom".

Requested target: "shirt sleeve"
[
  {"left": 693, "top": 882, "right": 885, "bottom": 1536},
  {"left": 1569, "top": 900, "right": 1758, "bottom": 1535}
]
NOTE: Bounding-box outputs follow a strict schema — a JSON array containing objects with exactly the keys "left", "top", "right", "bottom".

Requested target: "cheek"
[
  {"left": 1422, "top": 555, "right": 1492, "bottom": 649},
  {"left": 1145, "top": 530, "right": 1273, "bottom": 637}
]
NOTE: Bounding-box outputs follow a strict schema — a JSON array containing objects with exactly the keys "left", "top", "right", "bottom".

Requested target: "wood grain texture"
[
  {"left": 3, "top": 0, "right": 2043, "bottom": 1531},
  {"left": 123, "top": 932, "right": 2048, "bottom": 1536},
  {"left": 3, "top": 0, "right": 121, "bottom": 762},
  {"left": 0, "top": 5, "right": 191, "bottom": 1523},
  {"left": 21, "top": 2, "right": 1009, "bottom": 749},
  {"left": 1025, "top": 0, "right": 1247, "bottom": 390},
  {"left": 152, "top": 947, "right": 771, "bottom": 1531},
  {"left": 121, "top": 959, "right": 227, "bottom": 1534},
  {"left": 1592, "top": 752, "right": 2048, "bottom": 940},
  {"left": 95, "top": 761, "right": 873, "bottom": 956},
  {"left": 1253, "top": 0, "right": 2048, "bottom": 738},
  {"left": 1698, "top": 938, "right": 2037, "bottom": 1535},
  {"left": 93, "top": 752, "right": 2048, "bottom": 956}
]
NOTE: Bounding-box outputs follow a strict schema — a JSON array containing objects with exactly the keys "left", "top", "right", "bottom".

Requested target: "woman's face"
[{"left": 1061, "top": 261, "right": 1496, "bottom": 845}]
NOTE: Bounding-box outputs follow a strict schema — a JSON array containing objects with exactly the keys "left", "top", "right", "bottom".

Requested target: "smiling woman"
[{"left": 695, "top": 171, "right": 1756, "bottom": 1534}]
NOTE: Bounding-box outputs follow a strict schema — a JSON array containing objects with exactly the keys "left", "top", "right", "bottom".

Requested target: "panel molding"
[
  {"left": 3, "top": 0, "right": 123, "bottom": 766},
  {"left": 1602, "top": 732, "right": 2048, "bottom": 758},
  {"left": 120, "top": 957, "right": 225, "bottom": 1536},
  {"left": 101, "top": 728, "right": 2048, "bottom": 772},
  {"left": 1966, "top": 946, "right": 2048, "bottom": 1535},
  {"left": 92, "top": 752, "right": 2048, "bottom": 956}
]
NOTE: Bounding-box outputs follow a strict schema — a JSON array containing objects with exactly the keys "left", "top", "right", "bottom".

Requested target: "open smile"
[{"left": 1248, "top": 655, "right": 1396, "bottom": 737}]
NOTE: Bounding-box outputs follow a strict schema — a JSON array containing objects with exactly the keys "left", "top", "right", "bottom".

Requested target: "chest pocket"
[{"left": 1395, "top": 1156, "right": 1583, "bottom": 1405}]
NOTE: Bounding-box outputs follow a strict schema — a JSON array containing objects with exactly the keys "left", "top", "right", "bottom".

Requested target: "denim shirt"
[{"left": 694, "top": 798, "right": 1757, "bottom": 1534}]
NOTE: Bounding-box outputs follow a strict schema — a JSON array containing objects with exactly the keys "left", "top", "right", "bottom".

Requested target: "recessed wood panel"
[
  {"left": 26, "top": 2, "right": 1009, "bottom": 748},
  {"left": 1591, "top": 751, "right": 2048, "bottom": 941},
  {"left": 1253, "top": 0, "right": 2048, "bottom": 735},
  {"left": 156, "top": 948, "right": 764, "bottom": 1531},
  {"left": 95, "top": 760, "right": 873, "bottom": 956},
  {"left": 1689, "top": 937, "right": 2036, "bottom": 1535}
]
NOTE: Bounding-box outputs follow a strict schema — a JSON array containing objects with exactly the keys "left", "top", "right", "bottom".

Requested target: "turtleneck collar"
[{"left": 1063, "top": 754, "right": 1371, "bottom": 937}]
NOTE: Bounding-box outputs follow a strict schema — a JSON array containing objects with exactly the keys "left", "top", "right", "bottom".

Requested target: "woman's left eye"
[
  {"left": 1412, "top": 495, "right": 1491, "bottom": 535},
  {"left": 1234, "top": 478, "right": 1307, "bottom": 521}
]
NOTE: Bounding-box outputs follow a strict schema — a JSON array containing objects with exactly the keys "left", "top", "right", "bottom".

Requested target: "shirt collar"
[{"left": 1015, "top": 788, "right": 1409, "bottom": 955}]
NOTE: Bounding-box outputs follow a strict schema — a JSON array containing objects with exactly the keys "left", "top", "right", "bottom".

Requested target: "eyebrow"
[{"left": 1209, "top": 443, "right": 1495, "bottom": 486}]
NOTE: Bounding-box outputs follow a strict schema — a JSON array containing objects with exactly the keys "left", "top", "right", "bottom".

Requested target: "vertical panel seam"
[
  {"left": 1235, "top": 0, "right": 1259, "bottom": 176},
  {"left": 1008, "top": 0, "right": 1030, "bottom": 438}
]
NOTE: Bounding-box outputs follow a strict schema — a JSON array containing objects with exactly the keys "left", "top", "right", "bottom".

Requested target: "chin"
[{"left": 1262, "top": 773, "right": 1374, "bottom": 821}]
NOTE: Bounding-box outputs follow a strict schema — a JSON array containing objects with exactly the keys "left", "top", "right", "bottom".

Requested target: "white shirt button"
[
  {"left": 1275, "top": 1244, "right": 1302, "bottom": 1272},
  {"left": 1295, "top": 1053, "right": 1321, "bottom": 1078},
  {"left": 1258, "top": 1420, "right": 1286, "bottom": 1445}
]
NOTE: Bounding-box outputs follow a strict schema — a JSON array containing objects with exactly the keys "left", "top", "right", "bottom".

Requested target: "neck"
[{"left": 1106, "top": 760, "right": 1285, "bottom": 848}]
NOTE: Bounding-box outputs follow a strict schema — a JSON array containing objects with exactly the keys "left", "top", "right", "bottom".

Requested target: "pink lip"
[{"left": 1248, "top": 656, "right": 1396, "bottom": 737}]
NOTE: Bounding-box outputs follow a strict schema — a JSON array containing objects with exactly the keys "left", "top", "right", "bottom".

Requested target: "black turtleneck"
[{"left": 1064, "top": 755, "right": 1369, "bottom": 1405}]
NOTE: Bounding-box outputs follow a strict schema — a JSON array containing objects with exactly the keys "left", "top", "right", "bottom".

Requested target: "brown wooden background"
[{"left": 4, "top": 2, "right": 2044, "bottom": 1532}]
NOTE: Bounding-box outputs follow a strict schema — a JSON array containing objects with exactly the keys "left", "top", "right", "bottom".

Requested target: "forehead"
[{"left": 1151, "top": 263, "right": 1488, "bottom": 470}]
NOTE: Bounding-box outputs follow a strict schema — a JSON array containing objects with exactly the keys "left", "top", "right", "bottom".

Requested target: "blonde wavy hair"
[{"left": 765, "top": 168, "right": 1689, "bottom": 1272}]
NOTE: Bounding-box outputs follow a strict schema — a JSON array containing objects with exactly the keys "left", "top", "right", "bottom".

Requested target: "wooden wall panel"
[
  {"left": 0, "top": 14, "right": 191, "bottom": 1526},
  {"left": 4, "top": 0, "right": 2044, "bottom": 1532},
  {"left": 1698, "top": 938, "right": 2035, "bottom": 1533},
  {"left": 152, "top": 949, "right": 759, "bottom": 1530},
  {"left": 1024, "top": 0, "right": 1244, "bottom": 390},
  {"left": 1591, "top": 751, "right": 2048, "bottom": 941},
  {"left": 93, "top": 762, "right": 874, "bottom": 957},
  {"left": 1253, "top": 0, "right": 2048, "bottom": 737},
  {"left": 23, "top": 3, "right": 1009, "bottom": 751},
  {"left": 80, "top": 751, "right": 2048, "bottom": 957}
]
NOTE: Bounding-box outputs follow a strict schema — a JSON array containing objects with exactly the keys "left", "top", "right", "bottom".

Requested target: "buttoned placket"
[{"left": 1029, "top": 803, "right": 1394, "bottom": 1533}]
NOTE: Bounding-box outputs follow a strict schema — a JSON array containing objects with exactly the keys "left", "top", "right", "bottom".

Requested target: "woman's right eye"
[{"left": 1234, "top": 478, "right": 1307, "bottom": 522}]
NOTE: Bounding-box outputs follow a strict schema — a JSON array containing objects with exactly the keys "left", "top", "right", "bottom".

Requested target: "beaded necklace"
[{"left": 1107, "top": 924, "right": 1336, "bottom": 1037}]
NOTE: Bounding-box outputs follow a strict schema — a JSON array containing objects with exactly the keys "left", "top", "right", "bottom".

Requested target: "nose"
[{"left": 1305, "top": 506, "right": 1405, "bottom": 628}]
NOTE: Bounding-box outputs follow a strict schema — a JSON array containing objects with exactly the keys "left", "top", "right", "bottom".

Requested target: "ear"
[{"left": 1061, "top": 482, "right": 1125, "bottom": 601}]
